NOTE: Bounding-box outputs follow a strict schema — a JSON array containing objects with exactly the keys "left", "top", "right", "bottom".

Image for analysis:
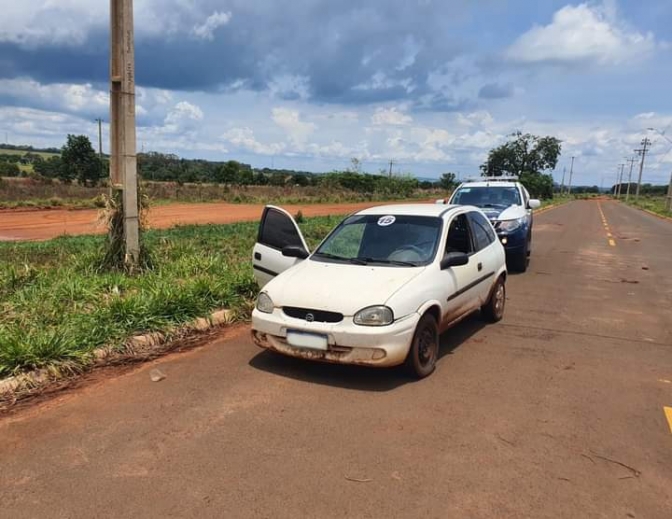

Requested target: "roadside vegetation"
[
  {"left": 624, "top": 195, "right": 671, "bottom": 217},
  {"left": 0, "top": 215, "right": 343, "bottom": 377}
]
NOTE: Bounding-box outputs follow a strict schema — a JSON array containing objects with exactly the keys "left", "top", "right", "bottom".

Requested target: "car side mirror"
[
  {"left": 528, "top": 199, "right": 541, "bottom": 209},
  {"left": 282, "top": 245, "right": 309, "bottom": 259},
  {"left": 440, "top": 252, "right": 469, "bottom": 270}
]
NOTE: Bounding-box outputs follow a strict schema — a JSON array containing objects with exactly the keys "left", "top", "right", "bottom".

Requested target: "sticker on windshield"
[{"left": 377, "top": 215, "right": 396, "bottom": 227}]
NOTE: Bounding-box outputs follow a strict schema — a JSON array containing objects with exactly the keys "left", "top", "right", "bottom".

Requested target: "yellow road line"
[
  {"left": 598, "top": 202, "right": 616, "bottom": 247},
  {"left": 664, "top": 407, "right": 672, "bottom": 434}
]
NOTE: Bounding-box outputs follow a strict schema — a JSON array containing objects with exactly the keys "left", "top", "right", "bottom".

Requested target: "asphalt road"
[{"left": 1, "top": 200, "right": 671, "bottom": 518}]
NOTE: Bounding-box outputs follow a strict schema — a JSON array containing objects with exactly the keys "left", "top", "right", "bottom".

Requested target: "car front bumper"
[
  {"left": 251, "top": 308, "right": 420, "bottom": 367},
  {"left": 496, "top": 228, "right": 528, "bottom": 255}
]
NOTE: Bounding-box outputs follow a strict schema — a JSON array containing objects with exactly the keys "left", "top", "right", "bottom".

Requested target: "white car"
[{"left": 251, "top": 204, "right": 507, "bottom": 378}]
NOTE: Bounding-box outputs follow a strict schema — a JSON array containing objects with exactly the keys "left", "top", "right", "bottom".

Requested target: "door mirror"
[
  {"left": 282, "top": 245, "right": 310, "bottom": 259},
  {"left": 440, "top": 252, "right": 469, "bottom": 269},
  {"left": 528, "top": 199, "right": 541, "bottom": 209}
]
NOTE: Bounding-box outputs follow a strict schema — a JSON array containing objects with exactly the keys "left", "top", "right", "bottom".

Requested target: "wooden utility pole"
[{"left": 110, "top": 0, "right": 140, "bottom": 265}]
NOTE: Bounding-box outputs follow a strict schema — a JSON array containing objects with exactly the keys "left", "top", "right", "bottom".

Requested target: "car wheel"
[
  {"left": 510, "top": 240, "right": 529, "bottom": 272},
  {"left": 405, "top": 314, "right": 439, "bottom": 379},
  {"left": 481, "top": 276, "right": 506, "bottom": 323}
]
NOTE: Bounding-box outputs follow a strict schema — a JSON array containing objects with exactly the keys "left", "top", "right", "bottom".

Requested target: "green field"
[
  {"left": 0, "top": 148, "right": 59, "bottom": 159},
  {"left": 0, "top": 216, "right": 342, "bottom": 377},
  {"left": 625, "top": 196, "right": 671, "bottom": 217}
]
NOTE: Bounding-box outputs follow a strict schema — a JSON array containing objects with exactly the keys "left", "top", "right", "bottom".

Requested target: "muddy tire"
[
  {"left": 405, "top": 314, "right": 439, "bottom": 379},
  {"left": 481, "top": 276, "right": 506, "bottom": 323}
]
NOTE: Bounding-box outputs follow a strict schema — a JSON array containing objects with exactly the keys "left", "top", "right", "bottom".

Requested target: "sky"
[{"left": 1, "top": 0, "right": 671, "bottom": 186}]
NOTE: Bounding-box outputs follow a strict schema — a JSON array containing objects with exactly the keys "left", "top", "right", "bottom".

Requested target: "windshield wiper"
[
  {"left": 313, "top": 252, "right": 367, "bottom": 264},
  {"left": 356, "top": 257, "right": 419, "bottom": 267}
]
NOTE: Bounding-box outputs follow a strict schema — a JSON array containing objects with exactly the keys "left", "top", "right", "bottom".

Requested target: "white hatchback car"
[{"left": 251, "top": 204, "right": 507, "bottom": 378}]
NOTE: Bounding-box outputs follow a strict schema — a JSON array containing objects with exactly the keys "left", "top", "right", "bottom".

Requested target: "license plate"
[{"left": 286, "top": 331, "right": 328, "bottom": 351}]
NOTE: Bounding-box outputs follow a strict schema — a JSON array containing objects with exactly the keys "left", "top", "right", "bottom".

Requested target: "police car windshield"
[{"left": 452, "top": 186, "right": 521, "bottom": 208}]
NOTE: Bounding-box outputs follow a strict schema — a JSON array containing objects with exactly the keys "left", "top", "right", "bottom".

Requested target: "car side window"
[
  {"left": 258, "top": 208, "right": 304, "bottom": 250},
  {"left": 467, "top": 212, "right": 495, "bottom": 251},
  {"left": 446, "top": 214, "right": 473, "bottom": 255}
]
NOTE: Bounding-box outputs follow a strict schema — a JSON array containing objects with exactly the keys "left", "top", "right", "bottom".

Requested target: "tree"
[
  {"left": 0, "top": 162, "right": 20, "bottom": 177},
  {"left": 60, "top": 134, "right": 103, "bottom": 185},
  {"left": 481, "top": 132, "right": 561, "bottom": 177},
  {"left": 481, "top": 132, "right": 561, "bottom": 199},
  {"left": 439, "top": 172, "right": 457, "bottom": 190},
  {"left": 34, "top": 156, "right": 64, "bottom": 180}
]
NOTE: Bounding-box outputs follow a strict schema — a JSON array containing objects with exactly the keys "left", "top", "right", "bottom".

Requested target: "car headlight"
[
  {"left": 256, "top": 292, "right": 274, "bottom": 314},
  {"left": 498, "top": 217, "right": 526, "bottom": 232},
  {"left": 354, "top": 306, "right": 394, "bottom": 326}
]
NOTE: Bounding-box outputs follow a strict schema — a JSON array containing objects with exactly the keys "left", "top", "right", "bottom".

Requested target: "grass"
[
  {"left": 0, "top": 149, "right": 59, "bottom": 159},
  {"left": 0, "top": 216, "right": 342, "bottom": 377},
  {"left": 624, "top": 196, "right": 671, "bottom": 217}
]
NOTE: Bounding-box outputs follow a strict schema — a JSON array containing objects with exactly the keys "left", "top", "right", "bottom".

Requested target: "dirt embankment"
[{"left": 0, "top": 200, "right": 400, "bottom": 241}]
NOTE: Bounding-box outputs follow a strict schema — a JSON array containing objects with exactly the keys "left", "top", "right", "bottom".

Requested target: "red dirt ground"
[{"left": 0, "top": 201, "right": 406, "bottom": 241}]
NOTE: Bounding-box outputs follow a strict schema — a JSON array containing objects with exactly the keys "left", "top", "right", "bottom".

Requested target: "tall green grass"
[
  {"left": 625, "top": 196, "right": 671, "bottom": 217},
  {"left": 0, "top": 216, "right": 341, "bottom": 376}
]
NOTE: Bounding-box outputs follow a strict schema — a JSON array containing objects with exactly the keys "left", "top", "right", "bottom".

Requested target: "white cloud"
[
  {"left": 221, "top": 127, "right": 285, "bottom": 156},
  {"left": 371, "top": 107, "right": 413, "bottom": 126},
  {"left": 160, "top": 101, "right": 204, "bottom": 134},
  {"left": 0, "top": 78, "right": 108, "bottom": 113},
  {"left": 192, "top": 11, "right": 232, "bottom": 41},
  {"left": 457, "top": 110, "right": 494, "bottom": 128},
  {"left": 506, "top": 2, "right": 657, "bottom": 65},
  {"left": 271, "top": 108, "right": 316, "bottom": 144}
]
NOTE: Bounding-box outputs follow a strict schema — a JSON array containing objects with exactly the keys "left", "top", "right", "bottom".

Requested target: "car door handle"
[
  {"left": 478, "top": 262, "right": 483, "bottom": 272},
  {"left": 254, "top": 252, "right": 262, "bottom": 260}
]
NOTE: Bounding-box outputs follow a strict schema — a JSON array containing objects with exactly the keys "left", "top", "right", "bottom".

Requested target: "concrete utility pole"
[
  {"left": 110, "top": 0, "right": 140, "bottom": 265},
  {"left": 666, "top": 171, "right": 672, "bottom": 212},
  {"left": 560, "top": 167, "right": 566, "bottom": 195},
  {"left": 567, "top": 156, "right": 575, "bottom": 195},
  {"left": 616, "top": 163, "right": 625, "bottom": 198},
  {"left": 95, "top": 118, "right": 104, "bottom": 181},
  {"left": 634, "top": 138, "right": 651, "bottom": 201},
  {"left": 625, "top": 157, "right": 636, "bottom": 202},
  {"left": 388, "top": 159, "right": 394, "bottom": 178}
]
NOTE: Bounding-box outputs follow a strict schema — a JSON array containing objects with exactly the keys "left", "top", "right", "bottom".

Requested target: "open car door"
[{"left": 253, "top": 206, "right": 310, "bottom": 287}]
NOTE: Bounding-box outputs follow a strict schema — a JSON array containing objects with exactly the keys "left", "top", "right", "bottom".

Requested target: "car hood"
[
  {"left": 480, "top": 205, "right": 527, "bottom": 222},
  {"left": 264, "top": 259, "right": 427, "bottom": 315}
]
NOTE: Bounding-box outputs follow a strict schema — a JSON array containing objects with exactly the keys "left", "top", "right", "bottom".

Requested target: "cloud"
[
  {"left": 478, "top": 82, "right": 515, "bottom": 99},
  {"left": 221, "top": 127, "right": 285, "bottom": 155},
  {"left": 192, "top": 11, "right": 232, "bottom": 41},
  {"left": 0, "top": 0, "right": 468, "bottom": 105},
  {"left": 457, "top": 110, "right": 494, "bottom": 128},
  {"left": 505, "top": 2, "right": 657, "bottom": 66},
  {"left": 271, "top": 108, "right": 316, "bottom": 144},
  {"left": 371, "top": 107, "right": 412, "bottom": 126}
]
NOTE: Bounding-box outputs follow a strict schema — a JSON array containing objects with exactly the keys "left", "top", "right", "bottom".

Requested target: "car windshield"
[
  {"left": 312, "top": 214, "right": 442, "bottom": 267},
  {"left": 451, "top": 186, "right": 521, "bottom": 208}
]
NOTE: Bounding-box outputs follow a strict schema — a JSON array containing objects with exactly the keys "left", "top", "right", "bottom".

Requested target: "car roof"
[
  {"left": 457, "top": 181, "right": 520, "bottom": 188},
  {"left": 355, "top": 203, "right": 469, "bottom": 218}
]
